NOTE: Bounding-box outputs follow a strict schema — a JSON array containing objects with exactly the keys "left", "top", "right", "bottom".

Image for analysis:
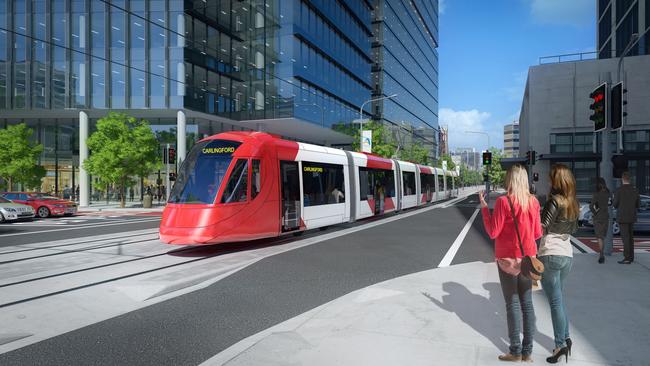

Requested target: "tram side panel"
[
  {"left": 296, "top": 144, "right": 350, "bottom": 230},
  {"left": 398, "top": 161, "right": 418, "bottom": 210}
]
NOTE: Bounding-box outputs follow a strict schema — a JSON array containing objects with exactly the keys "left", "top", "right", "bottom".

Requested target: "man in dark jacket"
[{"left": 613, "top": 171, "right": 640, "bottom": 264}]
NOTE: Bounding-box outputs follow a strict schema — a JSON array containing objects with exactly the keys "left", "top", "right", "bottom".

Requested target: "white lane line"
[
  {"left": 0, "top": 218, "right": 160, "bottom": 238},
  {"left": 438, "top": 209, "right": 480, "bottom": 268},
  {"left": 570, "top": 235, "right": 596, "bottom": 254}
]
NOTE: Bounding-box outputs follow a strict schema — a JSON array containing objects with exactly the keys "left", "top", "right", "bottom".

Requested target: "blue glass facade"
[
  {"left": 372, "top": 0, "right": 439, "bottom": 159},
  {"left": 0, "top": 0, "right": 439, "bottom": 195}
]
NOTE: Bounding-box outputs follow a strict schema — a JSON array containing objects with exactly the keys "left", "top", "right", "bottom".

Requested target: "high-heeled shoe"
[
  {"left": 546, "top": 347, "right": 569, "bottom": 363},
  {"left": 565, "top": 338, "right": 572, "bottom": 356}
]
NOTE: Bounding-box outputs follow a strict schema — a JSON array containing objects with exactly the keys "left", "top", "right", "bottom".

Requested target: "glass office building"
[
  {"left": 0, "top": 0, "right": 438, "bottom": 202},
  {"left": 371, "top": 0, "right": 439, "bottom": 161},
  {"left": 598, "top": 0, "right": 650, "bottom": 58}
]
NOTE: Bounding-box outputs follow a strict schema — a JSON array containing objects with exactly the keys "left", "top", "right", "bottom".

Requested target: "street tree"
[
  {"left": 0, "top": 123, "right": 45, "bottom": 190},
  {"left": 437, "top": 154, "right": 456, "bottom": 171},
  {"left": 84, "top": 112, "right": 160, "bottom": 208},
  {"left": 398, "top": 142, "right": 430, "bottom": 165},
  {"left": 333, "top": 120, "right": 397, "bottom": 158},
  {"left": 486, "top": 147, "right": 506, "bottom": 188}
]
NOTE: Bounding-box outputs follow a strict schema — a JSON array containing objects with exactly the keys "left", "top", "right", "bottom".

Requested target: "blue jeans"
[
  {"left": 498, "top": 266, "right": 535, "bottom": 356},
  {"left": 540, "top": 255, "right": 573, "bottom": 348}
]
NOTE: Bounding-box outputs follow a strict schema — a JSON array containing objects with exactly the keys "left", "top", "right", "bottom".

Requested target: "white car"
[{"left": 0, "top": 196, "right": 35, "bottom": 222}]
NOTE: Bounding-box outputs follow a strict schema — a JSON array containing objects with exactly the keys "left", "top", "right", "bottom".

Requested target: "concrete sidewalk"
[
  {"left": 208, "top": 253, "right": 650, "bottom": 366},
  {"left": 77, "top": 202, "right": 165, "bottom": 213}
]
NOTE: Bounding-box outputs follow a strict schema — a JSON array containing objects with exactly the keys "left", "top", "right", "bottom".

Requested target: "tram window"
[
  {"left": 222, "top": 159, "right": 248, "bottom": 203},
  {"left": 437, "top": 175, "right": 444, "bottom": 191},
  {"left": 359, "top": 168, "right": 395, "bottom": 200},
  {"left": 420, "top": 173, "right": 434, "bottom": 199},
  {"left": 168, "top": 139, "right": 240, "bottom": 204},
  {"left": 251, "top": 159, "right": 261, "bottom": 199},
  {"left": 402, "top": 171, "right": 416, "bottom": 196},
  {"left": 302, "top": 162, "right": 345, "bottom": 206},
  {"left": 446, "top": 176, "right": 451, "bottom": 190}
]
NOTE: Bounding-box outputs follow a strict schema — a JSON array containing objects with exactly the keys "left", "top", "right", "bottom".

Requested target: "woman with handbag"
[
  {"left": 589, "top": 177, "right": 610, "bottom": 263},
  {"left": 480, "top": 164, "right": 543, "bottom": 363},
  {"left": 539, "top": 164, "right": 579, "bottom": 363}
]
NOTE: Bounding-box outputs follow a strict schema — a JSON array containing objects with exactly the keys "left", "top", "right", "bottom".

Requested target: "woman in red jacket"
[{"left": 480, "top": 164, "right": 543, "bottom": 362}]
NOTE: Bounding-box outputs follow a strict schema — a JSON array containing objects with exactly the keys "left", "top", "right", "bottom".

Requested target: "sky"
[{"left": 438, "top": 0, "right": 596, "bottom": 152}]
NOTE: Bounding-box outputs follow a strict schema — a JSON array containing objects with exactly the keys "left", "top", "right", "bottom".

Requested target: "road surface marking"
[
  {"left": 438, "top": 208, "right": 480, "bottom": 267},
  {"left": 570, "top": 235, "right": 596, "bottom": 254}
]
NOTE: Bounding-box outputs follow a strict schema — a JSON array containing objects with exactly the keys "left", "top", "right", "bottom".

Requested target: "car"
[
  {"left": 0, "top": 192, "right": 78, "bottom": 218},
  {"left": 586, "top": 194, "right": 650, "bottom": 235},
  {"left": 0, "top": 196, "right": 35, "bottom": 222}
]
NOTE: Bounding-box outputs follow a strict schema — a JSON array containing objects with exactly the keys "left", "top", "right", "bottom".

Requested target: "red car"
[{"left": 1, "top": 192, "right": 78, "bottom": 218}]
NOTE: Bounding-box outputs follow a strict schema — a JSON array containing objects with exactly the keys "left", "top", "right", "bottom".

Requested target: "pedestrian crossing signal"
[
  {"left": 482, "top": 151, "right": 492, "bottom": 166},
  {"left": 169, "top": 172, "right": 177, "bottom": 181}
]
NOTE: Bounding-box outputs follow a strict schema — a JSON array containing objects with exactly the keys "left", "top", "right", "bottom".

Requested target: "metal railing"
[{"left": 539, "top": 51, "right": 598, "bottom": 65}]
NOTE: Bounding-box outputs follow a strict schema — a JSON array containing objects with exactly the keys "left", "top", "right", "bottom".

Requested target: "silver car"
[{"left": 0, "top": 196, "right": 35, "bottom": 222}]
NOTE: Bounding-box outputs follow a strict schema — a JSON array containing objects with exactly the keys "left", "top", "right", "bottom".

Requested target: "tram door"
[{"left": 280, "top": 161, "right": 301, "bottom": 232}]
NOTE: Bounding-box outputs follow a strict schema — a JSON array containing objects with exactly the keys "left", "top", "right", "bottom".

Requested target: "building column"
[
  {"left": 79, "top": 111, "right": 89, "bottom": 207},
  {"left": 177, "top": 110, "right": 186, "bottom": 164}
]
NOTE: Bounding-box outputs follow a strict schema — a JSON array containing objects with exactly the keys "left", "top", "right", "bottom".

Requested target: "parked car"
[
  {"left": 0, "top": 192, "right": 77, "bottom": 218},
  {"left": 0, "top": 196, "right": 35, "bottom": 222},
  {"left": 586, "top": 194, "right": 650, "bottom": 235}
]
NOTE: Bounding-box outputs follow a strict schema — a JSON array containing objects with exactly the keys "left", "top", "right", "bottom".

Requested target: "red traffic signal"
[{"left": 590, "top": 83, "right": 607, "bottom": 132}]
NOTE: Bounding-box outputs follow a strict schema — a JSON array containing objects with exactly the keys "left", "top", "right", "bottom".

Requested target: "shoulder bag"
[{"left": 507, "top": 196, "right": 544, "bottom": 281}]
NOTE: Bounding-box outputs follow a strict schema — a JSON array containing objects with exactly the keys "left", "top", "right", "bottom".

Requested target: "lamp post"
[{"left": 358, "top": 94, "right": 398, "bottom": 151}]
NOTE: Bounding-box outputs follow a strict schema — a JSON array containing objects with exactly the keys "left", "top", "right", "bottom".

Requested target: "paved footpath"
[{"left": 208, "top": 254, "right": 650, "bottom": 366}]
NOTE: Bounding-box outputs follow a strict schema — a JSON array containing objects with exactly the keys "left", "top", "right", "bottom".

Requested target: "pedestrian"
[
  {"left": 613, "top": 171, "right": 640, "bottom": 264},
  {"left": 538, "top": 164, "right": 579, "bottom": 363},
  {"left": 129, "top": 187, "right": 135, "bottom": 202},
  {"left": 480, "top": 164, "right": 542, "bottom": 363},
  {"left": 590, "top": 177, "right": 610, "bottom": 263}
]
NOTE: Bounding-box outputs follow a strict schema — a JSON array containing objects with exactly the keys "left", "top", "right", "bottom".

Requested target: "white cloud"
[
  {"left": 439, "top": 0, "right": 446, "bottom": 15},
  {"left": 440, "top": 108, "right": 500, "bottom": 152},
  {"left": 529, "top": 0, "right": 594, "bottom": 27}
]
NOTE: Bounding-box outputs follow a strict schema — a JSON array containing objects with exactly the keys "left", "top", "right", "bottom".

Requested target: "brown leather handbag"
[{"left": 507, "top": 196, "right": 544, "bottom": 281}]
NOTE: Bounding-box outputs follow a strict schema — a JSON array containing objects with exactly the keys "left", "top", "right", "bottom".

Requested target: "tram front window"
[{"left": 168, "top": 140, "right": 241, "bottom": 204}]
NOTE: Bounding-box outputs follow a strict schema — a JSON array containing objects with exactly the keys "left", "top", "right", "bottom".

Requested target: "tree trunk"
[
  {"left": 7, "top": 177, "right": 13, "bottom": 191},
  {"left": 120, "top": 178, "right": 126, "bottom": 208},
  {"left": 106, "top": 184, "right": 110, "bottom": 205}
]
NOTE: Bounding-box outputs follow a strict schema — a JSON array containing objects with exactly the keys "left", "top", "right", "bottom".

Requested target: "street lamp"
[
  {"left": 464, "top": 130, "right": 490, "bottom": 150},
  {"left": 295, "top": 103, "right": 325, "bottom": 126},
  {"left": 358, "top": 94, "right": 398, "bottom": 151}
]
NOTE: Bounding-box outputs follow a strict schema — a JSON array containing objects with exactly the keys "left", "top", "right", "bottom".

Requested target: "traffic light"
[
  {"left": 610, "top": 82, "right": 627, "bottom": 130},
  {"left": 168, "top": 147, "right": 176, "bottom": 164},
  {"left": 482, "top": 151, "right": 492, "bottom": 166},
  {"left": 169, "top": 172, "right": 177, "bottom": 181},
  {"left": 483, "top": 173, "right": 489, "bottom": 182},
  {"left": 590, "top": 83, "right": 607, "bottom": 132},
  {"left": 612, "top": 154, "right": 628, "bottom": 178}
]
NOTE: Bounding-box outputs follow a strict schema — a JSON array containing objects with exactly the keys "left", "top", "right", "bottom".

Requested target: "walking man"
[{"left": 613, "top": 171, "right": 640, "bottom": 264}]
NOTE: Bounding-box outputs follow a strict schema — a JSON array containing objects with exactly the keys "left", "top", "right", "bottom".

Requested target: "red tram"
[{"left": 160, "top": 132, "right": 458, "bottom": 245}]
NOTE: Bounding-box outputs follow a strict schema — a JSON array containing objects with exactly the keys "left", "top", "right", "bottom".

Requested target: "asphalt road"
[
  {"left": 0, "top": 195, "right": 491, "bottom": 365},
  {"left": 0, "top": 215, "right": 161, "bottom": 247}
]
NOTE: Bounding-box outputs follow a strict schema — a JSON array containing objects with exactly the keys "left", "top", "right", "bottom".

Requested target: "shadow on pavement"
[{"left": 424, "top": 281, "right": 556, "bottom": 355}]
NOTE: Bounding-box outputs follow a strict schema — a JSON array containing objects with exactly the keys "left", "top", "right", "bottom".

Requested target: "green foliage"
[
  {"left": 333, "top": 120, "right": 432, "bottom": 165},
  {"left": 0, "top": 123, "right": 46, "bottom": 190},
  {"left": 486, "top": 147, "right": 506, "bottom": 188},
  {"left": 459, "top": 164, "right": 482, "bottom": 186},
  {"left": 436, "top": 154, "right": 456, "bottom": 171},
  {"left": 84, "top": 112, "right": 160, "bottom": 207}
]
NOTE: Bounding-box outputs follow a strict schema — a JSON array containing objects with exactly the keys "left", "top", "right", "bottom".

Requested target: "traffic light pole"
[
  {"left": 600, "top": 80, "right": 615, "bottom": 256},
  {"left": 166, "top": 143, "right": 171, "bottom": 203}
]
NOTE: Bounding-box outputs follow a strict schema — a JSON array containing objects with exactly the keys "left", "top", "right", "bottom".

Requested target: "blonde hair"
[
  {"left": 505, "top": 164, "right": 532, "bottom": 211},
  {"left": 550, "top": 164, "right": 579, "bottom": 220}
]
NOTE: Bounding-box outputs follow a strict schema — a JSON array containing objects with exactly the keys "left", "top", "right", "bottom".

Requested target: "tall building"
[
  {"left": 452, "top": 147, "right": 481, "bottom": 171},
  {"left": 519, "top": 56, "right": 650, "bottom": 195},
  {"left": 438, "top": 126, "right": 448, "bottom": 157},
  {"left": 503, "top": 122, "right": 519, "bottom": 158},
  {"left": 371, "top": 0, "right": 439, "bottom": 161},
  {"left": 597, "top": 0, "right": 650, "bottom": 59},
  {"left": 0, "top": 0, "right": 439, "bottom": 203}
]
